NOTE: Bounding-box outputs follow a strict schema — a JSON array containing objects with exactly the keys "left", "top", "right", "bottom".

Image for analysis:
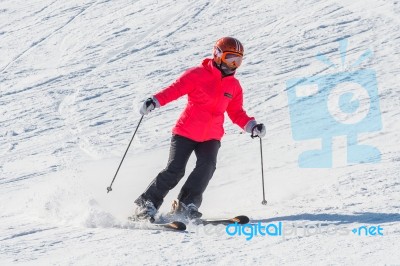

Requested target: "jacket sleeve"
[
  {"left": 153, "top": 69, "right": 195, "bottom": 107},
  {"left": 226, "top": 84, "right": 254, "bottom": 129}
]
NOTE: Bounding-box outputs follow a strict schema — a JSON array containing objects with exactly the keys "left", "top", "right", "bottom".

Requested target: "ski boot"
[
  {"left": 130, "top": 199, "right": 157, "bottom": 223},
  {"left": 167, "top": 199, "right": 202, "bottom": 222}
]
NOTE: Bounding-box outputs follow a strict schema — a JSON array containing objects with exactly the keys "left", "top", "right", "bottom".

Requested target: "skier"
[{"left": 134, "top": 37, "right": 266, "bottom": 222}]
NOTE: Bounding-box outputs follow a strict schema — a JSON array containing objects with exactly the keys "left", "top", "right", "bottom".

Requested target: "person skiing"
[{"left": 133, "top": 37, "right": 266, "bottom": 222}]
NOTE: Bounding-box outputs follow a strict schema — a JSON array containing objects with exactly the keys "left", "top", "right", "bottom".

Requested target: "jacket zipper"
[{"left": 202, "top": 77, "right": 222, "bottom": 141}]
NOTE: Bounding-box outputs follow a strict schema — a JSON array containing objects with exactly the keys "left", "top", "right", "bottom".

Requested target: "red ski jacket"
[{"left": 154, "top": 58, "right": 254, "bottom": 142}]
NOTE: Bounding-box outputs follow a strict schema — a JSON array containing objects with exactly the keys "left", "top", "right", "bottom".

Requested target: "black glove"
[
  {"left": 140, "top": 98, "right": 157, "bottom": 115},
  {"left": 251, "top": 123, "right": 266, "bottom": 138}
]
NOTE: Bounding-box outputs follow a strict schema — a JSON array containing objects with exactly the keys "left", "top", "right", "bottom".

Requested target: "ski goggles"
[{"left": 215, "top": 47, "right": 243, "bottom": 69}]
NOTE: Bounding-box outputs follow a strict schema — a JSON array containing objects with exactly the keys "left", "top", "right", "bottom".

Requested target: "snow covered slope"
[{"left": 1, "top": 0, "right": 399, "bottom": 265}]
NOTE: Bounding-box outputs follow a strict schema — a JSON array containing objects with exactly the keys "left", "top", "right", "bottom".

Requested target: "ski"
[
  {"left": 127, "top": 220, "right": 187, "bottom": 231},
  {"left": 195, "top": 215, "right": 249, "bottom": 226},
  {"left": 127, "top": 217, "right": 186, "bottom": 231}
]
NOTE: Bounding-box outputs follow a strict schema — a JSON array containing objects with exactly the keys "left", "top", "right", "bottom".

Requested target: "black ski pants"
[{"left": 135, "top": 134, "right": 220, "bottom": 209}]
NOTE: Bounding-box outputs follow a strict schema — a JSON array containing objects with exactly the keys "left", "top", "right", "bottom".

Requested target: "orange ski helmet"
[{"left": 213, "top": 37, "right": 244, "bottom": 69}]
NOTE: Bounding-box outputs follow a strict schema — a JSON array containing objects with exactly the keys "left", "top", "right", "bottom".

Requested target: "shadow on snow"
[{"left": 252, "top": 212, "right": 400, "bottom": 225}]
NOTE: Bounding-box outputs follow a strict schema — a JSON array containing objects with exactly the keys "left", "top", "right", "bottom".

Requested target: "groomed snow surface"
[{"left": 1, "top": 0, "right": 400, "bottom": 265}]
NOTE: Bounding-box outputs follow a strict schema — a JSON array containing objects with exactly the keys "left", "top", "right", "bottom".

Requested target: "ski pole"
[
  {"left": 107, "top": 115, "right": 144, "bottom": 193},
  {"left": 252, "top": 132, "right": 267, "bottom": 205},
  {"left": 258, "top": 137, "right": 267, "bottom": 205}
]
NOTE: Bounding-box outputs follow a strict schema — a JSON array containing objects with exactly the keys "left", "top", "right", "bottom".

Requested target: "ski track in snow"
[
  {"left": 0, "top": 0, "right": 100, "bottom": 74},
  {"left": 1, "top": 0, "right": 400, "bottom": 265}
]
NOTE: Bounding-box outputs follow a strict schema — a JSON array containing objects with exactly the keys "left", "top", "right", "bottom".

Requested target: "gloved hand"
[
  {"left": 140, "top": 97, "right": 158, "bottom": 115},
  {"left": 251, "top": 123, "right": 266, "bottom": 138}
]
